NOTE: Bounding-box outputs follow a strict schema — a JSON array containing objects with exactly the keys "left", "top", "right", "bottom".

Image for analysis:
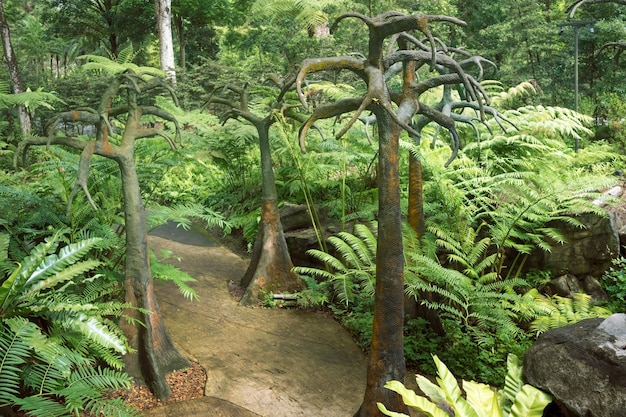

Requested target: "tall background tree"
[
  {"left": 155, "top": 0, "right": 176, "bottom": 83},
  {"left": 41, "top": 0, "right": 154, "bottom": 58},
  {"left": 0, "top": 0, "right": 31, "bottom": 136}
]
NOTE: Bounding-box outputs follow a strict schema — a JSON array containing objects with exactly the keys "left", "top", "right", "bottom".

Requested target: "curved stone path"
[{"left": 144, "top": 223, "right": 368, "bottom": 417}]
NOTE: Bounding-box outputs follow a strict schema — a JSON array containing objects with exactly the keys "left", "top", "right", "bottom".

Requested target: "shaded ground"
[{"left": 144, "top": 223, "right": 368, "bottom": 417}]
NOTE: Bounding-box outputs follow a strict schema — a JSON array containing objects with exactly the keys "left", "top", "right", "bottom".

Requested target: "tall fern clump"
[
  {"left": 0, "top": 230, "right": 140, "bottom": 417},
  {"left": 294, "top": 223, "right": 377, "bottom": 347}
]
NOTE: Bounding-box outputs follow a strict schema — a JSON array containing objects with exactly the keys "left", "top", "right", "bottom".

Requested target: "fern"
[
  {"left": 529, "top": 291, "right": 612, "bottom": 335},
  {"left": 293, "top": 223, "right": 377, "bottom": 306},
  {"left": 0, "top": 234, "right": 139, "bottom": 416},
  {"left": 150, "top": 249, "right": 198, "bottom": 301}
]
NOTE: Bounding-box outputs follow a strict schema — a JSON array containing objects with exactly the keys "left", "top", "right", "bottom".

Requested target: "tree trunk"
[
  {"left": 407, "top": 151, "right": 425, "bottom": 239},
  {"left": 240, "top": 119, "right": 302, "bottom": 305},
  {"left": 0, "top": 0, "right": 31, "bottom": 136},
  {"left": 155, "top": 0, "right": 176, "bottom": 84},
  {"left": 355, "top": 108, "right": 408, "bottom": 417},
  {"left": 118, "top": 155, "right": 189, "bottom": 401},
  {"left": 173, "top": 14, "right": 186, "bottom": 72}
]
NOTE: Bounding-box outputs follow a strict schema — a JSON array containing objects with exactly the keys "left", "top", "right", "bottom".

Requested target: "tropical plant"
[
  {"left": 294, "top": 223, "right": 377, "bottom": 306},
  {"left": 527, "top": 290, "right": 612, "bottom": 335},
  {"left": 378, "top": 354, "right": 551, "bottom": 417},
  {"left": 600, "top": 256, "right": 626, "bottom": 312},
  {"left": 0, "top": 230, "right": 141, "bottom": 417}
]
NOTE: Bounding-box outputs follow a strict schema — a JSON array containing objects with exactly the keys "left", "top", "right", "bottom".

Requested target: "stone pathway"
[{"left": 144, "top": 224, "right": 368, "bottom": 417}]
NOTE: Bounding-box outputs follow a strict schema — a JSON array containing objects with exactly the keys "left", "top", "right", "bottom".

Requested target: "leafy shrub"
[
  {"left": 378, "top": 354, "right": 551, "bottom": 417},
  {"left": 600, "top": 256, "right": 626, "bottom": 313},
  {"left": 0, "top": 231, "right": 140, "bottom": 417},
  {"left": 404, "top": 318, "right": 533, "bottom": 386},
  {"left": 528, "top": 290, "right": 612, "bottom": 335}
]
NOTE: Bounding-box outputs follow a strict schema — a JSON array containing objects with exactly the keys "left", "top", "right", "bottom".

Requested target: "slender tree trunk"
[
  {"left": 355, "top": 108, "right": 408, "bottom": 417},
  {"left": 155, "top": 0, "right": 176, "bottom": 84},
  {"left": 407, "top": 151, "right": 425, "bottom": 239},
  {"left": 0, "top": 0, "right": 31, "bottom": 136},
  {"left": 240, "top": 118, "right": 301, "bottom": 305},
  {"left": 173, "top": 14, "right": 186, "bottom": 72},
  {"left": 118, "top": 156, "right": 190, "bottom": 400}
]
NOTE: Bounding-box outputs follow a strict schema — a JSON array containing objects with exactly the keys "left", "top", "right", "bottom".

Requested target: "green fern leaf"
[
  {"left": 24, "top": 237, "right": 101, "bottom": 290},
  {"left": 12, "top": 395, "right": 68, "bottom": 417},
  {"left": 22, "top": 259, "right": 101, "bottom": 298},
  {"left": 0, "top": 318, "right": 34, "bottom": 403}
]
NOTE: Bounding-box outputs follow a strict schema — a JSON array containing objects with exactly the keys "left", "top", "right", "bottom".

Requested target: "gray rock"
[
  {"left": 543, "top": 274, "right": 582, "bottom": 297},
  {"left": 524, "top": 314, "right": 626, "bottom": 417},
  {"left": 526, "top": 212, "right": 619, "bottom": 277},
  {"left": 583, "top": 275, "right": 609, "bottom": 303}
]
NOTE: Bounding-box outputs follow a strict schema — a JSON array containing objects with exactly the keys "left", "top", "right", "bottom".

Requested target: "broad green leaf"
[
  {"left": 502, "top": 353, "right": 523, "bottom": 410},
  {"left": 377, "top": 402, "right": 411, "bottom": 417},
  {"left": 0, "top": 264, "right": 21, "bottom": 311},
  {"left": 510, "top": 385, "right": 552, "bottom": 417},
  {"left": 433, "top": 355, "right": 463, "bottom": 404},
  {"left": 464, "top": 380, "right": 502, "bottom": 417},
  {"left": 416, "top": 374, "right": 447, "bottom": 406},
  {"left": 384, "top": 380, "right": 450, "bottom": 417}
]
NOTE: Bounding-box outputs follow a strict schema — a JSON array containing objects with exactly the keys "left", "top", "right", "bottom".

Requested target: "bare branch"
[
  {"left": 296, "top": 56, "right": 366, "bottom": 108},
  {"left": 416, "top": 102, "right": 461, "bottom": 166},
  {"left": 67, "top": 141, "right": 98, "bottom": 214},
  {"left": 298, "top": 98, "right": 363, "bottom": 152},
  {"left": 567, "top": 0, "right": 626, "bottom": 17}
]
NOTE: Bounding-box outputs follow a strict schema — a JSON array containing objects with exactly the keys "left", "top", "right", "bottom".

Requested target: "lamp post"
[
  {"left": 557, "top": 20, "right": 596, "bottom": 112},
  {"left": 557, "top": 20, "right": 595, "bottom": 151}
]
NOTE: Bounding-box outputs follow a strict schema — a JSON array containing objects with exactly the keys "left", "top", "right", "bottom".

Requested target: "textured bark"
[
  {"left": 354, "top": 108, "right": 408, "bottom": 417},
  {"left": 0, "top": 0, "right": 31, "bottom": 135},
  {"left": 17, "top": 73, "right": 187, "bottom": 402},
  {"left": 118, "top": 157, "right": 189, "bottom": 400},
  {"left": 294, "top": 12, "right": 477, "bottom": 416}
]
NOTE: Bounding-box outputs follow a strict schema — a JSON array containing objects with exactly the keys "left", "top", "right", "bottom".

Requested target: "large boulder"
[
  {"left": 523, "top": 314, "right": 626, "bottom": 417},
  {"left": 525, "top": 211, "right": 620, "bottom": 277},
  {"left": 279, "top": 203, "right": 341, "bottom": 267}
]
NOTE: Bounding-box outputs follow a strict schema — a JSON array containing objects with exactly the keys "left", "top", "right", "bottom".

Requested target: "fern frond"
[
  {"left": 530, "top": 292, "right": 611, "bottom": 335},
  {"left": 150, "top": 250, "right": 198, "bottom": 301},
  {"left": 23, "top": 237, "right": 101, "bottom": 291},
  {"left": 0, "top": 318, "right": 34, "bottom": 403}
]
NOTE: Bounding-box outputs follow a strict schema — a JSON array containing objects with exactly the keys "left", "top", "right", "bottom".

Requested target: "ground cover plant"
[{"left": 0, "top": 231, "right": 140, "bottom": 417}]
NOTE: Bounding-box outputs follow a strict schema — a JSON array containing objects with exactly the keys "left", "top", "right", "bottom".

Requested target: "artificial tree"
[
  {"left": 207, "top": 81, "right": 304, "bottom": 305},
  {"left": 15, "top": 68, "right": 189, "bottom": 401},
  {"left": 295, "top": 11, "right": 496, "bottom": 416}
]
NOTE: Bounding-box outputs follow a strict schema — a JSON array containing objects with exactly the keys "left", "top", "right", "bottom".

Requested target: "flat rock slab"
[
  {"left": 145, "top": 396, "right": 262, "bottom": 417},
  {"left": 146, "top": 233, "right": 368, "bottom": 417}
]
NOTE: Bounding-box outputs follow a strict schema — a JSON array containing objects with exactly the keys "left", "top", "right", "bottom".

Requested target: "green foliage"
[
  {"left": 295, "top": 275, "right": 329, "bottom": 308},
  {"left": 600, "top": 256, "right": 626, "bottom": 312},
  {"left": 528, "top": 290, "right": 612, "bottom": 335},
  {"left": 294, "top": 223, "right": 377, "bottom": 306},
  {"left": 378, "top": 354, "right": 551, "bottom": 417},
  {"left": 0, "top": 231, "right": 140, "bottom": 417},
  {"left": 404, "top": 318, "right": 534, "bottom": 386},
  {"left": 150, "top": 248, "right": 198, "bottom": 301}
]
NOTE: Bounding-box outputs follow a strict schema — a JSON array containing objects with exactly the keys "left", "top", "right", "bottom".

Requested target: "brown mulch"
[{"left": 112, "top": 361, "right": 206, "bottom": 411}]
